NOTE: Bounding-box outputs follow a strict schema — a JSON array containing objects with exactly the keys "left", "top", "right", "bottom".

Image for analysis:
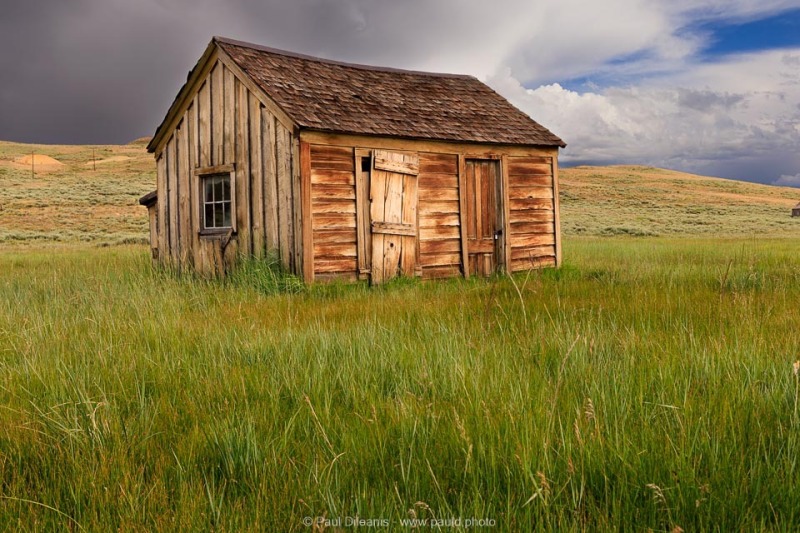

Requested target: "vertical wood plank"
[
  {"left": 156, "top": 153, "right": 167, "bottom": 266},
  {"left": 292, "top": 134, "right": 303, "bottom": 275},
  {"left": 211, "top": 62, "right": 224, "bottom": 166},
  {"left": 191, "top": 96, "right": 200, "bottom": 169},
  {"left": 148, "top": 207, "right": 158, "bottom": 263},
  {"left": 457, "top": 154, "right": 469, "bottom": 278},
  {"left": 354, "top": 148, "right": 371, "bottom": 279},
  {"left": 551, "top": 154, "right": 562, "bottom": 267},
  {"left": 400, "top": 172, "right": 417, "bottom": 276},
  {"left": 199, "top": 81, "right": 211, "bottom": 168},
  {"left": 382, "top": 170, "right": 403, "bottom": 278},
  {"left": 300, "top": 140, "right": 314, "bottom": 282},
  {"left": 276, "top": 122, "right": 292, "bottom": 270},
  {"left": 178, "top": 121, "right": 191, "bottom": 267},
  {"left": 261, "top": 110, "right": 279, "bottom": 254},
  {"left": 500, "top": 155, "right": 512, "bottom": 273},
  {"left": 188, "top": 101, "right": 204, "bottom": 273},
  {"left": 249, "top": 95, "right": 265, "bottom": 258},
  {"left": 370, "top": 169, "right": 387, "bottom": 284},
  {"left": 167, "top": 137, "right": 178, "bottom": 266},
  {"left": 235, "top": 78, "right": 252, "bottom": 256},
  {"left": 223, "top": 66, "right": 235, "bottom": 165}
]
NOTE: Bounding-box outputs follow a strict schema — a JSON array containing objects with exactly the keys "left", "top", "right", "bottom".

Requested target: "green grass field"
[
  {"left": 2, "top": 140, "right": 800, "bottom": 530},
  {"left": 1, "top": 238, "right": 800, "bottom": 531}
]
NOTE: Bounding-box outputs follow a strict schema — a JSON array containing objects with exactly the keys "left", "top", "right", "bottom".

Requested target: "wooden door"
[
  {"left": 465, "top": 159, "right": 501, "bottom": 276},
  {"left": 370, "top": 150, "right": 419, "bottom": 284}
]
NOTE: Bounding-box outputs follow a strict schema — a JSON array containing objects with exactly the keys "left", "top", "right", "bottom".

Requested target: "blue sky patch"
[{"left": 692, "top": 8, "right": 800, "bottom": 59}]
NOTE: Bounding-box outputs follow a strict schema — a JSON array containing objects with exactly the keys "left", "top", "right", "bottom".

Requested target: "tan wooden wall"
[
  {"left": 507, "top": 156, "right": 558, "bottom": 271},
  {"left": 154, "top": 59, "right": 300, "bottom": 276},
  {"left": 305, "top": 134, "right": 560, "bottom": 282},
  {"left": 418, "top": 154, "right": 462, "bottom": 279},
  {"left": 309, "top": 145, "right": 358, "bottom": 280}
]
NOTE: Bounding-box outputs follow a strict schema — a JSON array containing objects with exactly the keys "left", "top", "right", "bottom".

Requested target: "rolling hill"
[{"left": 0, "top": 140, "right": 798, "bottom": 245}]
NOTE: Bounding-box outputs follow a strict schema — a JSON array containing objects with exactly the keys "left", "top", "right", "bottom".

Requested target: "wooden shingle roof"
[{"left": 215, "top": 37, "right": 565, "bottom": 147}]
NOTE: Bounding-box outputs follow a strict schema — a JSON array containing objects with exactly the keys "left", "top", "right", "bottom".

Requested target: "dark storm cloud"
[
  {"left": 0, "top": 0, "right": 466, "bottom": 144},
  {"left": 1, "top": 0, "right": 200, "bottom": 143}
]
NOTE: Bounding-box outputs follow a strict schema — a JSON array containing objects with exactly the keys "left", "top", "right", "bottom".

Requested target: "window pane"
[
  {"left": 223, "top": 202, "right": 231, "bottom": 227},
  {"left": 204, "top": 203, "right": 214, "bottom": 229},
  {"left": 205, "top": 180, "right": 214, "bottom": 202},
  {"left": 214, "top": 179, "right": 223, "bottom": 202},
  {"left": 214, "top": 203, "right": 224, "bottom": 228},
  {"left": 222, "top": 178, "right": 230, "bottom": 201}
]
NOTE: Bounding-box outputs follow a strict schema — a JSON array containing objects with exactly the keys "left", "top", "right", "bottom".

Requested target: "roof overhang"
[{"left": 139, "top": 190, "right": 157, "bottom": 207}]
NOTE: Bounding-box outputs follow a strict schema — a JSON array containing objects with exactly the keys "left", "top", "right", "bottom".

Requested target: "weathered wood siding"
[
  {"left": 304, "top": 133, "right": 561, "bottom": 282},
  {"left": 506, "top": 155, "right": 557, "bottom": 271},
  {"left": 147, "top": 205, "right": 158, "bottom": 262},
  {"left": 418, "top": 153, "right": 462, "bottom": 279},
  {"left": 154, "top": 59, "right": 299, "bottom": 276},
  {"left": 309, "top": 145, "right": 358, "bottom": 280}
]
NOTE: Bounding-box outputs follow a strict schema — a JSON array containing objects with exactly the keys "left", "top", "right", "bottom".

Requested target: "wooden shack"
[
  {"left": 141, "top": 36, "right": 566, "bottom": 283},
  {"left": 793, "top": 203, "right": 800, "bottom": 217}
]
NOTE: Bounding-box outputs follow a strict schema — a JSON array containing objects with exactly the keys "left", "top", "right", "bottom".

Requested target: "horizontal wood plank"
[
  {"left": 193, "top": 163, "right": 235, "bottom": 176},
  {"left": 311, "top": 169, "right": 355, "bottom": 186},
  {"left": 310, "top": 144, "right": 354, "bottom": 161},
  {"left": 315, "top": 258, "right": 358, "bottom": 273},
  {"left": 510, "top": 222, "right": 554, "bottom": 235},
  {"left": 419, "top": 188, "right": 459, "bottom": 201},
  {"left": 301, "top": 131, "right": 559, "bottom": 159},
  {"left": 511, "top": 244, "right": 556, "bottom": 260},
  {"left": 420, "top": 252, "right": 461, "bottom": 267},
  {"left": 419, "top": 213, "right": 460, "bottom": 227},
  {"left": 314, "top": 243, "right": 358, "bottom": 258},
  {"left": 508, "top": 187, "right": 554, "bottom": 200},
  {"left": 509, "top": 210, "right": 555, "bottom": 223},
  {"left": 312, "top": 199, "right": 357, "bottom": 214},
  {"left": 508, "top": 175, "right": 553, "bottom": 188},
  {"left": 507, "top": 162, "right": 552, "bottom": 175},
  {"left": 311, "top": 185, "right": 356, "bottom": 200},
  {"left": 371, "top": 221, "right": 416, "bottom": 236},
  {"left": 311, "top": 159, "right": 355, "bottom": 172},
  {"left": 509, "top": 198, "right": 553, "bottom": 211},
  {"left": 508, "top": 156, "right": 552, "bottom": 166},
  {"left": 418, "top": 174, "right": 459, "bottom": 189},
  {"left": 420, "top": 226, "right": 460, "bottom": 240},
  {"left": 510, "top": 233, "right": 556, "bottom": 248},
  {"left": 420, "top": 239, "right": 461, "bottom": 255},
  {"left": 419, "top": 200, "right": 460, "bottom": 215},
  {"left": 314, "top": 230, "right": 357, "bottom": 245},
  {"left": 420, "top": 153, "right": 459, "bottom": 164},
  {"left": 313, "top": 213, "right": 357, "bottom": 229},
  {"left": 419, "top": 157, "right": 457, "bottom": 175},
  {"left": 374, "top": 150, "right": 419, "bottom": 175}
]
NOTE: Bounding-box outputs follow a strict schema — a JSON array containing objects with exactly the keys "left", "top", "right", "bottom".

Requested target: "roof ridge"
[{"left": 213, "top": 36, "right": 478, "bottom": 80}]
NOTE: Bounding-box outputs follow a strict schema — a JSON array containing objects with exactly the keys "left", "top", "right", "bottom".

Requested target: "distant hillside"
[
  {"left": 0, "top": 141, "right": 797, "bottom": 245},
  {"left": 560, "top": 165, "right": 800, "bottom": 237},
  {"left": 0, "top": 140, "right": 155, "bottom": 245}
]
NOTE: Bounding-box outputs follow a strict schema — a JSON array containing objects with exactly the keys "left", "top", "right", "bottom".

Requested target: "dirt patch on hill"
[{"left": 9, "top": 154, "right": 65, "bottom": 172}]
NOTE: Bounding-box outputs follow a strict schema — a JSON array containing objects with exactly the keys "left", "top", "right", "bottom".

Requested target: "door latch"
[{"left": 494, "top": 229, "right": 502, "bottom": 240}]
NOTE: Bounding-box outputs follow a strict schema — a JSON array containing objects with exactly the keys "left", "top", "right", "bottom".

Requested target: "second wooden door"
[{"left": 465, "top": 159, "right": 502, "bottom": 277}]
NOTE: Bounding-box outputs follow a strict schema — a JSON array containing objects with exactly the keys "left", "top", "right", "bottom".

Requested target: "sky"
[{"left": 1, "top": 1, "right": 799, "bottom": 185}]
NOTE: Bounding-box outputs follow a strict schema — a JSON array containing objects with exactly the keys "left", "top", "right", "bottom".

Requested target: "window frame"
[{"left": 194, "top": 164, "right": 236, "bottom": 236}]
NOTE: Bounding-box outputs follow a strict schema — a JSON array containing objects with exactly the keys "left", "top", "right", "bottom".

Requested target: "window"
[
  {"left": 194, "top": 164, "right": 235, "bottom": 234},
  {"left": 202, "top": 174, "right": 232, "bottom": 230}
]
